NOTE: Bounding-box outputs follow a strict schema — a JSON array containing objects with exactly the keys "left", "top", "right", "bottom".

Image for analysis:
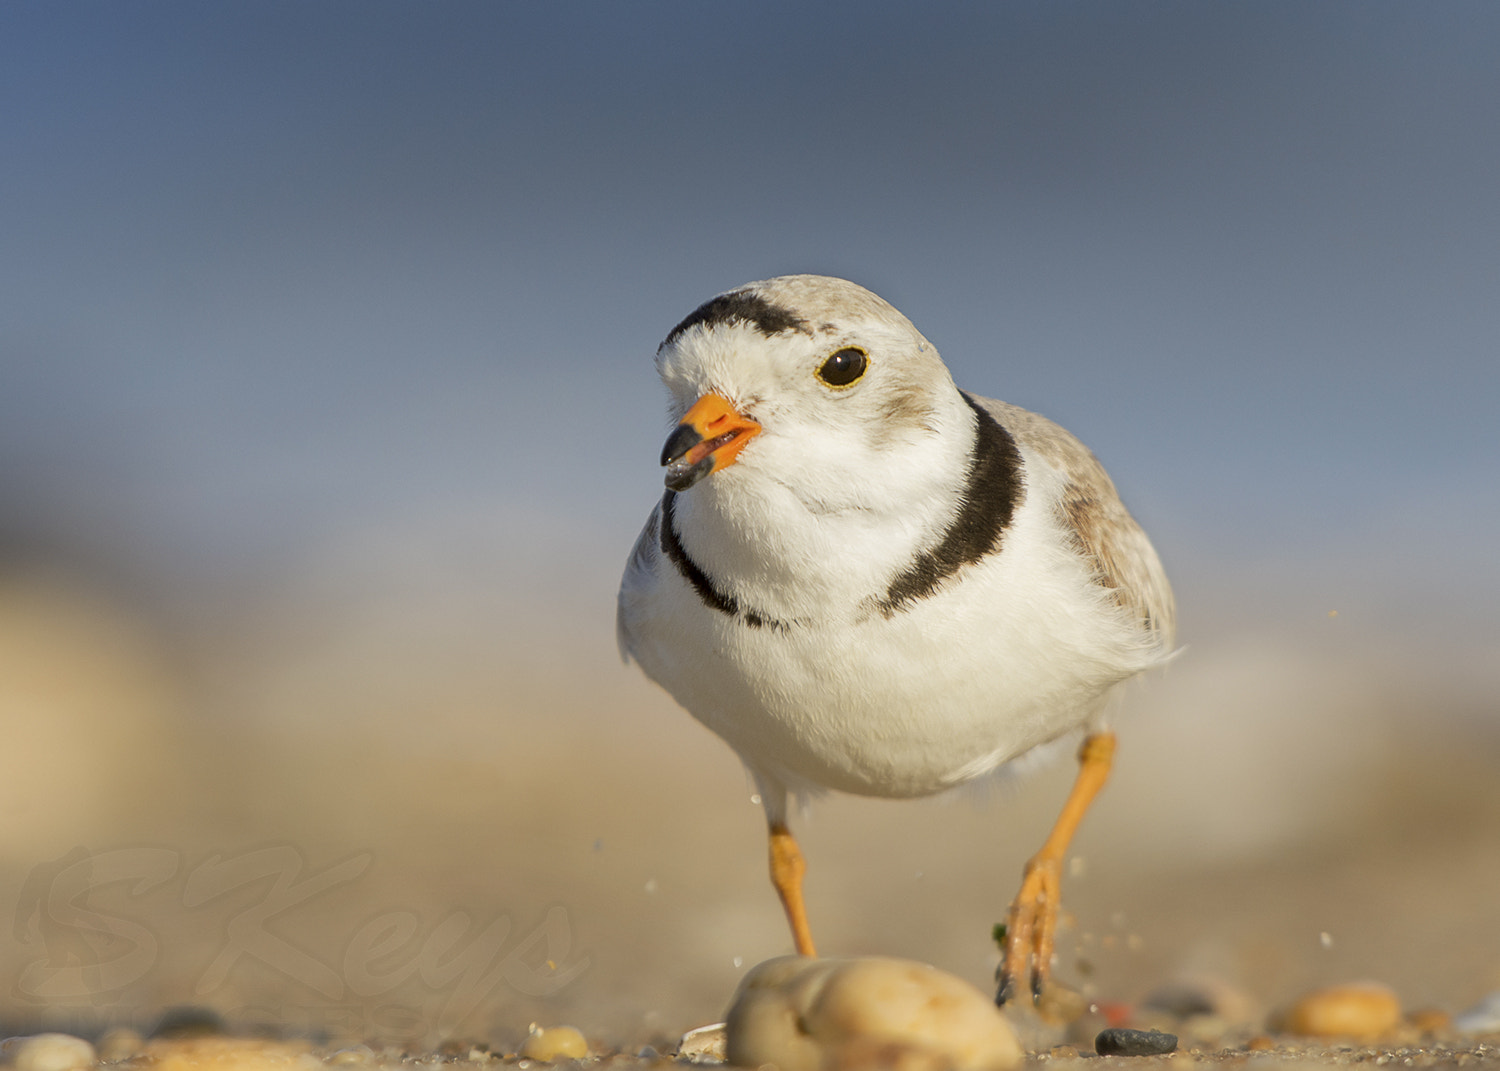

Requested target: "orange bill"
[{"left": 660, "top": 393, "right": 761, "bottom": 491}]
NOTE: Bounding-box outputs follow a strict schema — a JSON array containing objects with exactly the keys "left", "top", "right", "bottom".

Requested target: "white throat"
[{"left": 668, "top": 388, "right": 978, "bottom": 625}]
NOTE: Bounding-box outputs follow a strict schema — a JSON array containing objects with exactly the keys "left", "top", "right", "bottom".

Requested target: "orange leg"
[
  {"left": 769, "top": 822, "right": 817, "bottom": 957},
  {"left": 997, "top": 730, "right": 1116, "bottom": 1005}
]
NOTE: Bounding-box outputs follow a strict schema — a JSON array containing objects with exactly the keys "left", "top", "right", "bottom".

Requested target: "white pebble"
[
  {"left": 9, "top": 1035, "right": 97, "bottom": 1071},
  {"left": 676, "top": 1022, "right": 727, "bottom": 1061},
  {"left": 726, "top": 956, "right": 1022, "bottom": 1071}
]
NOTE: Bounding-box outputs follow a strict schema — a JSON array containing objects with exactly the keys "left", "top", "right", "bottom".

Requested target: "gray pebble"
[
  {"left": 149, "top": 1006, "right": 225, "bottom": 1039},
  {"left": 1454, "top": 991, "right": 1500, "bottom": 1034},
  {"left": 1094, "top": 1028, "right": 1178, "bottom": 1056},
  {"left": 1142, "top": 981, "right": 1216, "bottom": 1018}
]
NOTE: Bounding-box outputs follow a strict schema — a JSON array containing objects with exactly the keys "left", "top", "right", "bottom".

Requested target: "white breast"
[{"left": 618, "top": 443, "right": 1166, "bottom": 800}]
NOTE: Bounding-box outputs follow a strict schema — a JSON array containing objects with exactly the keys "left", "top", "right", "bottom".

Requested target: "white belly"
[{"left": 622, "top": 498, "right": 1161, "bottom": 799}]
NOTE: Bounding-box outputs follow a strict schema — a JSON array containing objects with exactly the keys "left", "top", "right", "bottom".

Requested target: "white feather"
[{"left": 618, "top": 275, "right": 1173, "bottom": 819}]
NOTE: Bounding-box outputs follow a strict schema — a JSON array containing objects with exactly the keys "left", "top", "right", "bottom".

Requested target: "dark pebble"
[
  {"left": 150, "top": 1006, "right": 227, "bottom": 1038},
  {"left": 1095, "top": 1028, "right": 1178, "bottom": 1056}
]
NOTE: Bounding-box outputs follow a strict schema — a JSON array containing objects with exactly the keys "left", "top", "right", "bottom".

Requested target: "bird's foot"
[{"left": 994, "top": 853, "right": 1061, "bottom": 1006}]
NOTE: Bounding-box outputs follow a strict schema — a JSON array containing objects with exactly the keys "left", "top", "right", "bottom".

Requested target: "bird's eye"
[{"left": 816, "top": 347, "right": 869, "bottom": 389}]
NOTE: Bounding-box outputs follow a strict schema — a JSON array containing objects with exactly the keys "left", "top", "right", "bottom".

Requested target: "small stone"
[
  {"left": 438, "top": 1039, "right": 487, "bottom": 1058},
  {"left": 1094, "top": 1028, "right": 1178, "bottom": 1056},
  {"left": 676, "top": 1023, "right": 727, "bottom": 1061},
  {"left": 1146, "top": 982, "right": 1214, "bottom": 1019},
  {"left": 1283, "top": 982, "right": 1402, "bottom": 1040},
  {"left": 1454, "top": 991, "right": 1500, "bottom": 1034},
  {"left": 1385, "top": 1020, "right": 1422, "bottom": 1046},
  {"left": 518, "top": 1027, "right": 588, "bottom": 1063},
  {"left": 1144, "top": 977, "right": 1256, "bottom": 1026},
  {"left": 1177, "top": 1015, "right": 1229, "bottom": 1046},
  {"left": 141, "top": 1037, "right": 316, "bottom": 1071},
  {"left": 1406, "top": 1008, "right": 1450, "bottom": 1035},
  {"left": 1035, "top": 984, "right": 1088, "bottom": 1026},
  {"left": 726, "top": 956, "right": 1023, "bottom": 1071},
  {"left": 634, "top": 1045, "right": 660, "bottom": 1060},
  {"left": 94, "top": 1029, "right": 145, "bottom": 1063},
  {"left": 327, "top": 1046, "right": 376, "bottom": 1064},
  {"left": 149, "top": 1008, "right": 226, "bottom": 1039},
  {"left": 9, "top": 1035, "right": 97, "bottom": 1071},
  {"left": 1244, "top": 1036, "right": 1275, "bottom": 1052}
]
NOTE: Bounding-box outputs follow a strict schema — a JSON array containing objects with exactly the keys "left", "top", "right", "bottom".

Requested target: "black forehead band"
[{"left": 662, "top": 291, "right": 810, "bottom": 348}]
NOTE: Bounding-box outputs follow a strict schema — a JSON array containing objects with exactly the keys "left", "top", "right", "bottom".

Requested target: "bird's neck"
[{"left": 668, "top": 411, "right": 978, "bottom": 625}]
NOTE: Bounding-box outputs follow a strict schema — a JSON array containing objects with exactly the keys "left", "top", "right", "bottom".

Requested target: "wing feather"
[{"left": 981, "top": 398, "right": 1176, "bottom": 648}]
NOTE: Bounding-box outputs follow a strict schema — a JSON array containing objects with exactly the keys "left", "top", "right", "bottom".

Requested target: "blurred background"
[{"left": 2, "top": 0, "right": 1497, "bottom": 1050}]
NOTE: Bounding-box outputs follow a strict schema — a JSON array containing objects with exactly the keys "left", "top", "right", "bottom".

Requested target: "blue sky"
[{"left": 3, "top": 2, "right": 1498, "bottom": 636}]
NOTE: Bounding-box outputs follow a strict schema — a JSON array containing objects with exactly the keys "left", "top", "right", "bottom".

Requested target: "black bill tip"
[
  {"left": 665, "top": 455, "right": 714, "bottom": 491},
  {"left": 660, "top": 422, "right": 703, "bottom": 467}
]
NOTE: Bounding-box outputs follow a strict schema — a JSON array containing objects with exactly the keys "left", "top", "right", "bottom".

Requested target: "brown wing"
[{"left": 982, "top": 398, "right": 1176, "bottom": 648}]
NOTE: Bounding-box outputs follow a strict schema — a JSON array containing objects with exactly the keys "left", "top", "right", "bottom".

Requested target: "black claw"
[
  {"left": 995, "top": 973, "right": 1014, "bottom": 1007},
  {"left": 1031, "top": 970, "right": 1044, "bottom": 1003}
]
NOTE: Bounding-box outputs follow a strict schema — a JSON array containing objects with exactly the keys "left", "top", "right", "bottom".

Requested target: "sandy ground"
[{"left": 1, "top": 569, "right": 1497, "bottom": 1063}]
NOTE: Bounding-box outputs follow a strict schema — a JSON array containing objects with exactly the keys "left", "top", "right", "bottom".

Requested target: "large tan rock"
[
  {"left": 1283, "top": 982, "right": 1402, "bottom": 1040},
  {"left": 137, "top": 1037, "right": 320, "bottom": 1071},
  {"left": 518, "top": 1026, "right": 589, "bottom": 1062},
  {"left": 725, "top": 956, "right": 1022, "bottom": 1071}
]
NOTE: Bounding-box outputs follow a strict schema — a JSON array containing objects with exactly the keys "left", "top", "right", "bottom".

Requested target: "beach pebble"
[
  {"left": 326, "top": 1046, "right": 376, "bottom": 1065},
  {"left": 725, "top": 955, "right": 1023, "bottom": 1071},
  {"left": 1144, "top": 977, "right": 1256, "bottom": 1025},
  {"left": 94, "top": 1029, "right": 145, "bottom": 1063},
  {"left": 140, "top": 1037, "right": 319, "bottom": 1071},
  {"left": 676, "top": 1023, "right": 727, "bottom": 1061},
  {"left": 519, "top": 1027, "right": 589, "bottom": 1062},
  {"left": 1094, "top": 1028, "right": 1178, "bottom": 1056},
  {"left": 1143, "top": 982, "right": 1216, "bottom": 1019},
  {"left": 1406, "top": 1008, "right": 1451, "bottom": 1035},
  {"left": 7, "top": 1035, "right": 97, "bottom": 1071},
  {"left": 1454, "top": 991, "right": 1500, "bottom": 1034},
  {"left": 1034, "top": 985, "right": 1087, "bottom": 1026},
  {"left": 1175, "top": 1014, "right": 1229, "bottom": 1046},
  {"left": 150, "top": 1007, "right": 226, "bottom": 1039},
  {"left": 1283, "top": 982, "right": 1402, "bottom": 1040}
]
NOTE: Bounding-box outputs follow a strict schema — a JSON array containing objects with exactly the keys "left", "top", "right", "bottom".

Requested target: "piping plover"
[{"left": 617, "top": 275, "right": 1175, "bottom": 1003}]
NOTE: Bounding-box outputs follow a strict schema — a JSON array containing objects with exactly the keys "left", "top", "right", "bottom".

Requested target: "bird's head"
[{"left": 653, "top": 275, "right": 964, "bottom": 508}]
